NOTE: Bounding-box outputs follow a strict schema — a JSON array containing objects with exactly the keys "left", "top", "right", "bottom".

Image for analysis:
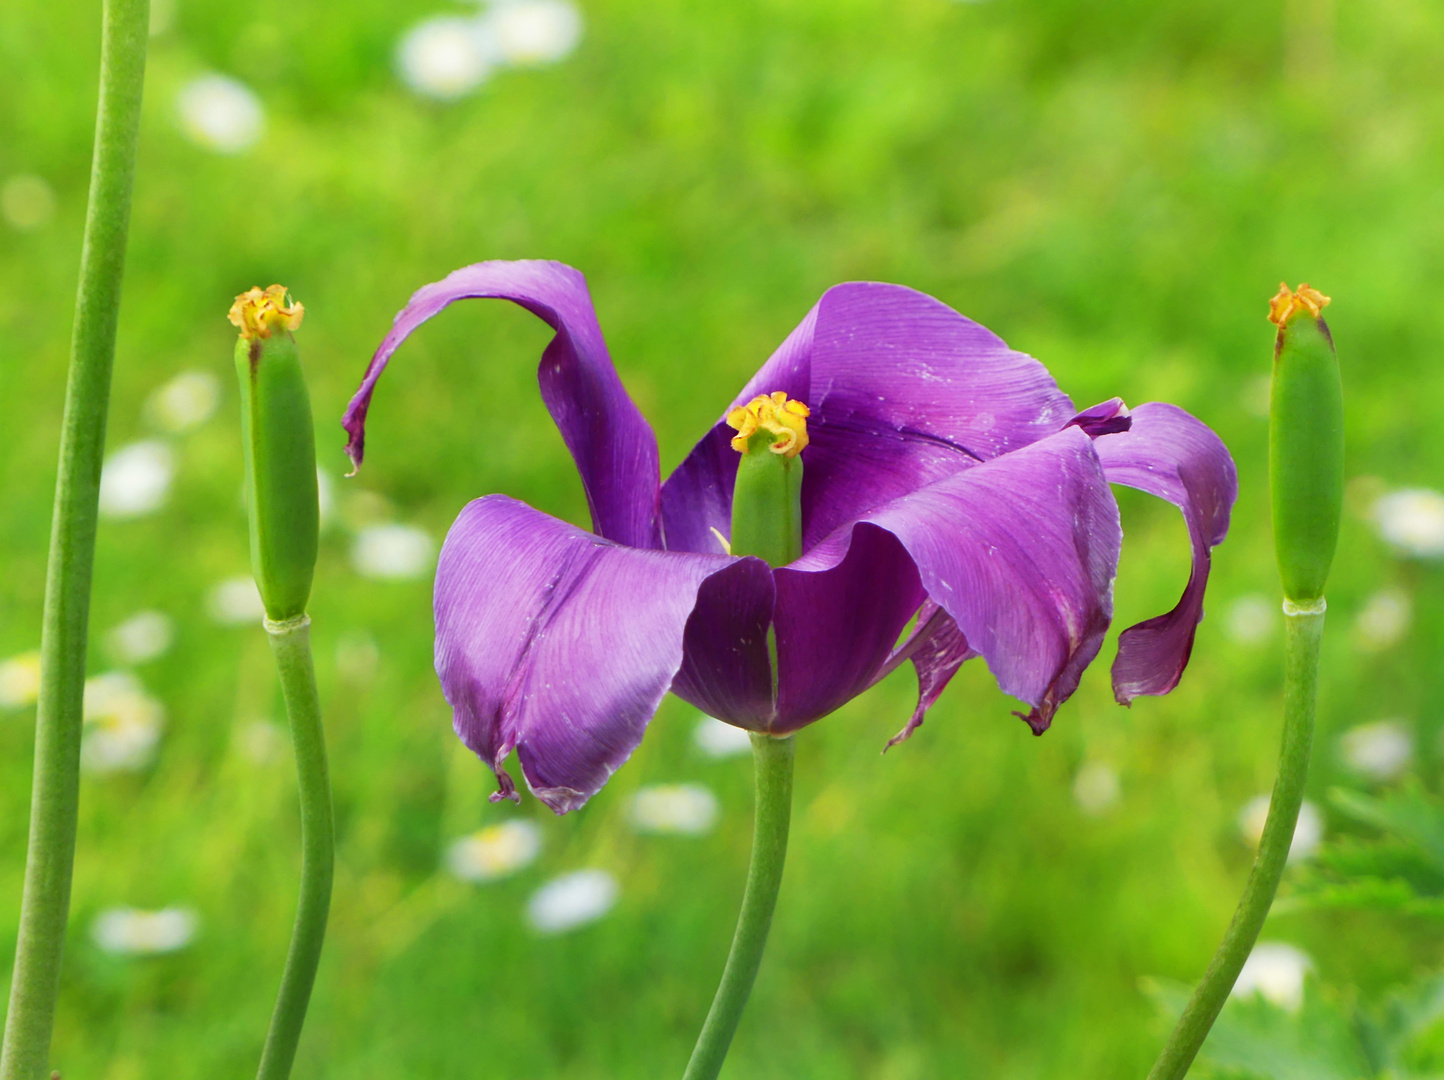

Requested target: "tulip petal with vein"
[{"left": 344, "top": 260, "right": 1237, "bottom": 813}]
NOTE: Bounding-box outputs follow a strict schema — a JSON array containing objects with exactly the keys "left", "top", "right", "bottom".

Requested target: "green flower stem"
[
  {"left": 256, "top": 616, "right": 334, "bottom": 1080},
  {"left": 1147, "top": 604, "right": 1324, "bottom": 1080},
  {"left": 682, "top": 732, "right": 795, "bottom": 1080},
  {"left": 0, "top": 0, "right": 149, "bottom": 1075}
]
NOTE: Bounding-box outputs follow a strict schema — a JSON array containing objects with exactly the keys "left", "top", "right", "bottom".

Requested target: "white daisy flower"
[
  {"left": 1072, "top": 761, "right": 1120, "bottom": 816},
  {"left": 98, "top": 439, "right": 175, "bottom": 519},
  {"left": 630, "top": 784, "right": 719, "bottom": 836},
  {"left": 177, "top": 74, "right": 264, "bottom": 153},
  {"left": 693, "top": 715, "right": 752, "bottom": 759},
  {"left": 1, "top": 174, "right": 57, "bottom": 232},
  {"left": 1237, "top": 795, "right": 1322, "bottom": 863},
  {"left": 1372, "top": 488, "right": 1444, "bottom": 559},
  {"left": 207, "top": 576, "right": 266, "bottom": 626},
  {"left": 487, "top": 0, "right": 583, "bottom": 66},
  {"left": 1339, "top": 719, "right": 1413, "bottom": 783},
  {"left": 92, "top": 906, "right": 198, "bottom": 956},
  {"left": 446, "top": 820, "right": 543, "bottom": 882},
  {"left": 526, "top": 869, "right": 617, "bottom": 934},
  {"left": 1354, "top": 588, "right": 1411, "bottom": 651},
  {"left": 0, "top": 651, "right": 43, "bottom": 709},
  {"left": 106, "top": 610, "right": 174, "bottom": 665},
  {"left": 1232, "top": 942, "right": 1313, "bottom": 1012},
  {"left": 351, "top": 524, "right": 435, "bottom": 581},
  {"left": 146, "top": 371, "right": 221, "bottom": 433},
  {"left": 396, "top": 16, "right": 496, "bottom": 100},
  {"left": 82, "top": 672, "right": 164, "bottom": 774}
]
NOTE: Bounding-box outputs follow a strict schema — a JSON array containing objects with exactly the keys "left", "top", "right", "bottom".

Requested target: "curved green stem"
[
  {"left": 1148, "top": 605, "right": 1324, "bottom": 1080},
  {"left": 683, "top": 733, "right": 795, "bottom": 1080},
  {"left": 0, "top": 1, "right": 149, "bottom": 1075},
  {"left": 256, "top": 617, "right": 334, "bottom": 1080}
]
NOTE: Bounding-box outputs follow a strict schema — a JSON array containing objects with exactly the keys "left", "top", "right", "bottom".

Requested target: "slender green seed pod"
[
  {"left": 1269, "top": 283, "right": 1343, "bottom": 604},
  {"left": 725, "top": 391, "right": 809, "bottom": 568},
  {"left": 230, "top": 285, "right": 319, "bottom": 622}
]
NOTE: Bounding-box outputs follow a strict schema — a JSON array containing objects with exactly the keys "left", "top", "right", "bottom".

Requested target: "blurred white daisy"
[
  {"left": 1354, "top": 588, "right": 1411, "bottom": 652},
  {"left": 351, "top": 524, "right": 435, "bottom": 580},
  {"left": 82, "top": 672, "right": 164, "bottom": 774},
  {"left": 145, "top": 371, "right": 220, "bottom": 434},
  {"left": 1372, "top": 489, "right": 1444, "bottom": 559},
  {"left": 526, "top": 869, "right": 617, "bottom": 934},
  {"left": 693, "top": 715, "right": 752, "bottom": 759},
  {"left": 487, "top": 0, "right": 583, "bottom": 66},
  {"left": 92, "top": 906, "right": 197, "bottom": 956},
  {"left": 1232, "top": 941, "right": 1313, "bottom": 1012},
  {"left": 396, "top": 16, "right": 496, "bottom": 100},
  {"left": 1072, "top": 761, "right": 1120, "bottom": 816},
  {"left": 207, "top": 576, "right": 265, "bottom": 625},
  {"left": 106, "top": 610, "right": 174, "bottom": 665},
  {"left": 98, "top": 439, "right": 175, "bottom": 519},
  {"left": 630, "top": 784, "right": 719, "bottom": 836},
  {"left": 1238, "top": 795, "right": 1322, "bottom": 863},
  {"left": 1224, "top": 594, "right": 1276, "bottom": 646},
  {"left": 176, "top": 74, "right": 264, "bottom": 153},
  {"left": 446, "top": 820, "right": 543, "bottom": 882},
  {"left": 236, "top": 719, "right": 286, "bottom": 764},
  {"left": 0, "top": 651, "right": 43, "bottom": 709},
  {"left": 1339, "top": 719, "right": 1413, "bottom": 782},
  {"left": 2, "top": 174, "right": 57, "bottom": 232}
]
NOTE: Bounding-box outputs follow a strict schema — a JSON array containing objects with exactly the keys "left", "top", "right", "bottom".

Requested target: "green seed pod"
[
  {"left": 725, "top": 391, "right": 809, "bottom": 568},
  {"left": 230, "top": 285, "right": 319, "bottom": 622},
  {"left": 1269, "top": 283, "right": 1343, "bottom": 604}
]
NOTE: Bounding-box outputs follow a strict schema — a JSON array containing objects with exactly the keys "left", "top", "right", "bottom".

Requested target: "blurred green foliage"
[{"left": 3, "top": 0, "right": 1444, "bottom": 1076}]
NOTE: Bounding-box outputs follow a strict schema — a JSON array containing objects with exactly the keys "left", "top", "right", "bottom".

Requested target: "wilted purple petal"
[
  {"left": 660, "top": 282, "right": 1075, "bottom": 553},
  {"left": 795, "top": 427, "right": 1120, "bottom": 732},
  {"left": 770, "top": 523, "right": 926, "bottom": 732},
  {"left": 434, "top": 495, "right": 736, "bottom": 812},
  {"left": 345, "top": 260, "right": 661, "bottom": 548},
  {"left": 884, "top": 602, "right": 977, "bottom": 749},
  {"left": 1092, "top": 402, "right": 1237, "bottom": 704}
]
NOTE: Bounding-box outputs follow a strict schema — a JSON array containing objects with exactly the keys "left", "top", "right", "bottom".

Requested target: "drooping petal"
[
  {"left": 671, "top": 558, "right": 776, "bottom": 730},
  {"left": 345, "top": 260, "right": 661, "bottom": 549},
  {"left": 884, "top": 602, "right": 978, "bottom": 749},
  {"left": 1090, "top": 402, "right": 1237, "bottom": 704},
  {"left": 660, "top": 282, "right": 1076, "bottom": 553},
  {"left": 788, "top": 427, "right": 1120, "bottom": 733},
  {"left": 434, "top": 495, "right": 742, "bottom": 813},
  {"left": 769, "top": 523, "right": 927, "bottom": 732}
]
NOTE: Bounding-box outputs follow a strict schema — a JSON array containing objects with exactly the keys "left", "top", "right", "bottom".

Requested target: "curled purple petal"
[
  {"left": 770, "top": 523, "right": 926, "bottom": 733},
  {"left": 345, "top": 260, "right": 661, "bottom": 549},
  {"left": 1067, "top": 397, "right": 1133, "bottom": 438},
  {"left": 884, "top": 602, "right": 978, "bottom": 749},
  {"left": 1092, "top": 402, "right": 1237, "bottom": 704},
  {"left": 794, "top": 427, "right": 1120, "bottom": 731},
  {"left": 434, "top": 495, "right": 737, "bottom": 813},
  {"left": 672, "top": 558, "right": 776, "bottom": 730},
  {"left": 660, "top": 282, "right": 1075, "bottom": 553}
]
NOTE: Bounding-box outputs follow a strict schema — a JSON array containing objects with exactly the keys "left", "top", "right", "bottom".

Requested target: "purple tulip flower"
[{"left": 344, "top": 260, "right": 1236, "bottom": 813}]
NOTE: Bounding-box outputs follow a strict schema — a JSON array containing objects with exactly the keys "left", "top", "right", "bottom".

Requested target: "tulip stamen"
[{"left": 726, "top": 391, "right": 810, "bottom": 457}]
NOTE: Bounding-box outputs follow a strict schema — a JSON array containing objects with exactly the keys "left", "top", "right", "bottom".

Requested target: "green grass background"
[{"left": 3, "top": 0, "right": 1444, "bottom": 1075}]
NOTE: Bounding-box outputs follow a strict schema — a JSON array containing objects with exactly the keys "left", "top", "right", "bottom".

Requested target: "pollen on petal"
[
  {"left": 228, "top": 284, "right": 304, "bottom": 340},
  {"left": 724, "top": 391, "right": 810, "bottom": 458},
  {"left": 1268, "top": 282, "right": 1331, "bottom": 326}
]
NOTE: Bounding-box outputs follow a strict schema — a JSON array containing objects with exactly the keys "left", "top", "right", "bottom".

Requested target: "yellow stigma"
[
  {"left": 725, "top": 391, "right": 811, "bottom": 457},
  {"left": 229, "top": 284, "right": 304, "bottom": 340},
  {"left": 1268, "top": 282, "right": 1330, "bottom": 326}
]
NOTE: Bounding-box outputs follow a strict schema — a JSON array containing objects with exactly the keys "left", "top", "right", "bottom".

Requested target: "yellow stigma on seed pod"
[
  {"left": 1268, "top": 282, "right": 1331, "bottom": 327},
  {"left": 726, "top": 391, "right": 811, "bottom": 457},
  {"left": 228, "top": 284, "right": 305, "bottom": 341}
]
